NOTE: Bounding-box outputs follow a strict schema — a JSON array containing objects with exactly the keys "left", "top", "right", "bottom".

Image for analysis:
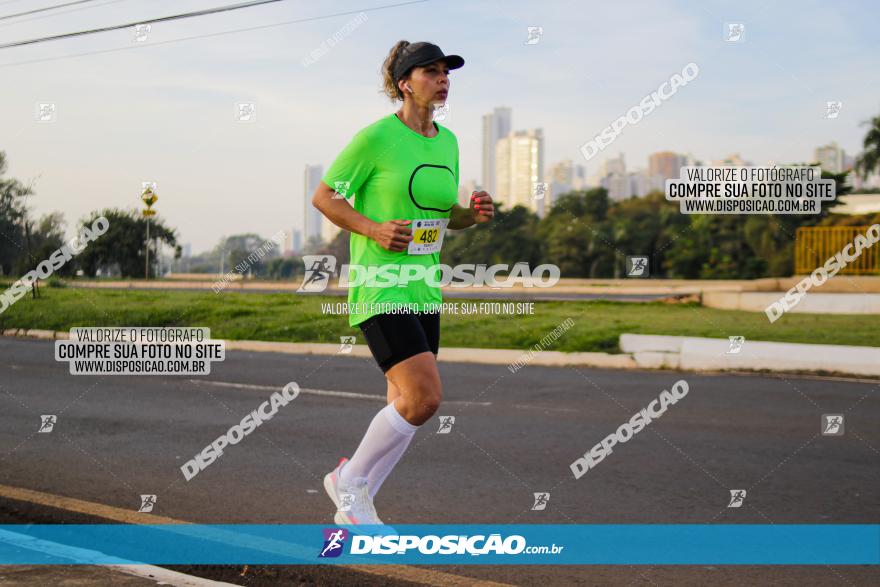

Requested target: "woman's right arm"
[{"left": 311, "top": 182, "right": 413, "bottom": 252}]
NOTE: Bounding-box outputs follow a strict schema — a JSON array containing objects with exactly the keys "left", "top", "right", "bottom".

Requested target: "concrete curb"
[
  {"left": 225, "top": 339, "right": 636, "bottom": 369},
  {"left": 4, "top": 329, "right": 878, "bottom": 377},
  {"left": 621, "top": 334, "right": 880, "bottom": 378},
  {"left": 4, "top": 329, "right": 634, "bottom": 370},
  {"left": 703, "top": 290, "right": 880, "bottom": 314}
]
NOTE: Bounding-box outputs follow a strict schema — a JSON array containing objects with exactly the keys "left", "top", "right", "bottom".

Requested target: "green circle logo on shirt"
[{"left": 408, "top": 164, "right": 457, "bottom": 212}]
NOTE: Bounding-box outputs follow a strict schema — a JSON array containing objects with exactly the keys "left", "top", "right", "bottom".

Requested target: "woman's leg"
[
  {"left": 362, "top": 355, "right": 440, "bottom": 497},
  {"left": 384, "top": 351, "right": 441, "bottom": 425},
  {"left": 386, "top": 378, "right": 401, "bottom": 405},
  {"left": 339, "top": 352, "right": 441, "bottom": 487}
]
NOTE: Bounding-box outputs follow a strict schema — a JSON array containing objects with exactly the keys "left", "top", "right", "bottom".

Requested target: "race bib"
[{"left": 408, "top": 218, "right": 449, "bottom": 255}]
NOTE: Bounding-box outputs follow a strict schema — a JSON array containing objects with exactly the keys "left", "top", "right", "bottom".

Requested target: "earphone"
[{"left": 404, "top": 82, "right": 413, "bottom": 93}]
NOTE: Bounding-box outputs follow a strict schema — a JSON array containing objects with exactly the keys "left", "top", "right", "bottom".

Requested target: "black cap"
[{"left": 392, "top": 42, "right": 464, "bottom": 84}]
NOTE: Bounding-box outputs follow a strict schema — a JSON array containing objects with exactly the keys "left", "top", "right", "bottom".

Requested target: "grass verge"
[{"left": 0, "top": 285, "right": 877, "bottom": 352}]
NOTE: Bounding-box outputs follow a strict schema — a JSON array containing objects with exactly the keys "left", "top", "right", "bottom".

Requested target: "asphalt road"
[{"left": 1, "top": 336, "right": 877, "bottom": 585}]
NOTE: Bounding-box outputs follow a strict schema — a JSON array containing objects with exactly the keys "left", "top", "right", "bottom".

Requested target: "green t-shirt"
[{"left": 322, "top": 113, "right": 460, "bottom": 327}]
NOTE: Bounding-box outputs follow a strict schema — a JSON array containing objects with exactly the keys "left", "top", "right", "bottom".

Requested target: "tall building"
[
  {"left": 303, "top": 164, "right": 323, "bottom": 243},
  {"left": 495, "top": 129, "right": 545, "bottom": 216},
  {"left": 647, "top": 152, "right": 686, "bottom": 194},
  {"left": 546, "top": 160, "right": 577, "bottom": 207},
  {"left": 601, "top": 173, "right": 631, "bottom": 201},
  {"left": 572, "top": 164, "right": 587, "bottom": 190},
  {"left": 482, "top": 107, "right": 512, "bottom": 197},
  {"left": 292, "top": 229, "right": 302, "bottom": 253},
  {"left": 649, "top": 151, "right": 686, "bottom": 181},
  {"left": 596, "top": 154, "right": 631, "bottom": 201},
  {"left": 283, "top": 228, "right": 302, "bottom": 256},
  {"left": 711, "top": 153, "right": 752, "bottom": 166},
  {"left": 629, "top": 170, "right": 654, "bottom": 197},
  {"left": 815, "top": 142, "right": 845, "bottom": 174},
  {"left": 683, "top": 153, "right": 701, "bottom": 167},
  {"left": 600, "top": 153, "right": 626, "bottom": 177}
]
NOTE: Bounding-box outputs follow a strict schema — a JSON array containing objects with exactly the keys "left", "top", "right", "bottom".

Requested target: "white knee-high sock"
[
  {"left": 339, "top": 402, "right": 419, "bottom": 495},
  {"left": 366, "top": 422, "right": 415, "bottom": 498}
]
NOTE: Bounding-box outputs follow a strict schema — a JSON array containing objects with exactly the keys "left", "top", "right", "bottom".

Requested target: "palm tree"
[{"left": 854, "top": 114, "right": 880, "bottom": 180}]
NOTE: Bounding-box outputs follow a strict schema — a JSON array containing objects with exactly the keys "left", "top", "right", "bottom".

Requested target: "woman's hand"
[
  {"left": 470, "top": 191, "right": 494, "bottom": 223},
  {"left": 370, "top": 219, "right": 413, "bottom": 252}
]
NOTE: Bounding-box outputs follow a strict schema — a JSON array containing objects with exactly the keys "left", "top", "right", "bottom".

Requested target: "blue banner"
[{"left": 0, "top": 524, "right": 876, "bottom": 565}]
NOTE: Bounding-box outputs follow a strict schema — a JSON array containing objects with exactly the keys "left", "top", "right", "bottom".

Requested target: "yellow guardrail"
[{"left": 795, "top": 225, "right": 879, "bottom": 275}]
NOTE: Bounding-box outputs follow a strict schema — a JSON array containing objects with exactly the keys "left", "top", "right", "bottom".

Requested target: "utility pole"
[{"left": 141, "top": 184, "right": 158, "bottom": 279}]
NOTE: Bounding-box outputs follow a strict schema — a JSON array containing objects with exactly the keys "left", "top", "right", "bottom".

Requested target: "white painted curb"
[
  {"left": 703, "top": 290, "right": 880, "bottom": 314},
  {"left": 621, "top": 334, "right": 880, "bottom": 377}
]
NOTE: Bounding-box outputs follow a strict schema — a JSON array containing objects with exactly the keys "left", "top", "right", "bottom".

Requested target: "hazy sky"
[{"left": 2, "top": 0, "right": 878, "bottom": 252}]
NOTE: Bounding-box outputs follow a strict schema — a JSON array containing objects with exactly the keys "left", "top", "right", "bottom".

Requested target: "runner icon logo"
[
  {"left": 436, "top": 416, "right": 455, "bottom": 434},
  {"left": 822, "top": 414, "right": 844, "bottom": 436},
  {"left": 531, "top": 492, "right": 549, "bottom": 511},
  {"left": 532, "top": 182, "right": 547, "bottom": 200},
  {"left": 36, "top": 102, "right": 57, "bottom": 122},
  {"left": 626, "top": 256, "right": 649, "bottom": 278},
  {"left": 727, "top": 336, "right": 745, "bottom": 354},
  {"left": 339, "top": 336, "right": 355, "bottom": 354},
  {"left": 727, "top": 490, "right": 746, "bottom": 508},
  {"left": 333, "top": 181, "right": 350, "bottom": 199},
  {"left": 138, "top": 494, "right": 157, "bottom": 513},
  {"left": 525, "top": 26, "right": 543, "bottom": 45},
  {"left": 133, "top": 23, "right": 151, "bottom": 42},
  {"left": 824, "top": 101, "right": 842, "bottom": 120},
  {"left": 338, "top": 493, "right": 354, "bottom": 512},
  {"left": 38, "top": 415, "right": 56, "bottom": 433},
  {"left": 724, "top": 23, "right": 745, "bottom": 42},
  {"left": 298, "top": 255, "right": 337, "bottom": 292},
  {"left": 319, "top": 528, "right": 349, "bottom": 558}
]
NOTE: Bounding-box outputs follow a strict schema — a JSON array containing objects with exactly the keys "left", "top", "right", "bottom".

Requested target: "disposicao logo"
[{"left": 319, "top": 528, "right": 348, "bottom": 558}]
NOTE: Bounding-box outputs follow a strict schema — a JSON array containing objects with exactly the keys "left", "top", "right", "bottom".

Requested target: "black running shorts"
[{"left": 358, "top": 311, "right": 440, "bottom": 373}]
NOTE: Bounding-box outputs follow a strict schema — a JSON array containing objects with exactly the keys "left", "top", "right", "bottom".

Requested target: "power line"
[
  {"left": 0, "top": 0, "right": 429, "bottom": 68},
  {"left": 0, "top": 0, "right": 288, "bottom": 49},
  {"left": 0, "top": 0, "right": 133, "bottom": 29},
  {"left": 1, "top": 0, "right": 101, "bottom": 21}
]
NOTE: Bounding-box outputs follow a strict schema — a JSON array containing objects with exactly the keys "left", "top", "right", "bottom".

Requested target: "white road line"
[
  {"left": 109, "top": 565, "right": 239, "bottom": 587},
  {"left": 0, "top": 528, "right": 237, "bottom": 586},
  {"left": 0, "top": 484, "right": 513, "bottom": 587},
  {"left": 511, "top": 403, "right": 579, "bottom": 413},
  {"left": 189, "top": 379, "right": 492, "bottom": 406}
]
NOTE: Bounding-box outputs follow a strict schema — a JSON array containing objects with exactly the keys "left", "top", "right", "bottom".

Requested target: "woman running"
[{"left": 311, "top": 40, "right": 494, "bottom": 526}]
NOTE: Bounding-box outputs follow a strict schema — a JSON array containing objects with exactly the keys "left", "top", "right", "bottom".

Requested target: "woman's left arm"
[{"left": 448, "top": 191, "right": 495, "bottom": 230}]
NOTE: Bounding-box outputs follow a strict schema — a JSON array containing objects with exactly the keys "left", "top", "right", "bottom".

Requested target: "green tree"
[
  {"left": 266, "top": 256, "right": 302, "bottom": 279},
  {"left": 444, "top": 202, "right": 543, "bottom": 268},
  {"left": 855, "top": 114, "right": 880, "bottom": 181},
  {"left": 610, "top": 191, "right": 689, "bottom": 278},
  {"left": 14, "top": 212, "right": 69, "bottom": 276},
  {"left": 0, "top": 151, "right": 31, "bottom": 276},
  {"left": 76, "top": 209, "right": 177, "bottom": 278}
]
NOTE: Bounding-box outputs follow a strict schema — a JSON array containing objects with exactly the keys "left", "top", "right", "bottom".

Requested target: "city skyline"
[{"left": 305, "top": 126, "right": 876, "bottom": 249}]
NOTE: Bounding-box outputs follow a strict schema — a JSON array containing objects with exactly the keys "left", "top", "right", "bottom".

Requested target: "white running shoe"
[{"left": 324, "top": 458, "right": 383, "bottom": 526}]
